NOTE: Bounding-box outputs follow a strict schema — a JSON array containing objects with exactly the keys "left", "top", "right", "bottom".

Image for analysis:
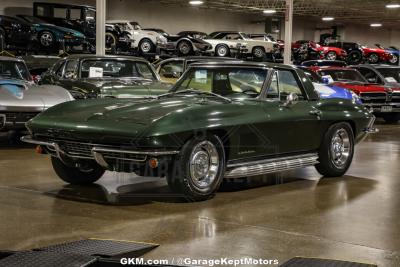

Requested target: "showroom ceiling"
[{"left": 154, "top": 0, "right": 400, "bottom": 26}]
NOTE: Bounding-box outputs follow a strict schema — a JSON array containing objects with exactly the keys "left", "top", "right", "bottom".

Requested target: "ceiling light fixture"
[
  {"left": 189, "top": 0, "right": 204, "bottom": 5},
  {"left": 263, "top": 9, "right": 276, "bottom": 14},
  {"left": 322, "top": 17, "right": 334, "bottom": 21},
  {"left": 370, "top": 23, "right": 382, "bottom": 27},
  {"left": 386, "top": 3, "right": 400, "bottom": 8}
]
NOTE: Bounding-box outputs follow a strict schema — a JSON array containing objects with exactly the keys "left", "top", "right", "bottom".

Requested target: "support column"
[
  {"left": 96, "top": 0, "right": 106, "bottom": 56},
  {"left": 283, "top": 0, "right": 293, "bottom": 64}
]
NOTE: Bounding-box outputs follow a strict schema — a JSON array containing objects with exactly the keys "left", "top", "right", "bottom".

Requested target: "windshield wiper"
[{"left": 157, "top": 89, "right": 232, "bottom": 103}]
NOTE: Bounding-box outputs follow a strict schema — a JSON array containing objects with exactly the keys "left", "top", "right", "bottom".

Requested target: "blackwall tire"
[
  {"left": 178, "top": 40, "right": 193, "bottom": 56},
  {"left": 315, "top": 122, "right": 354, "bottom": 177},
  {"left": 389, "top": 54, "right": 399, "bottom": 65},
  {"left": 252, "top": 47, "right": 266, "bottom": 59},
  {"left": 51, "top": 157, "right": 105, "bottom": 185},
  {"left": 347, "top": 51, "right": 362, "bottom": 64},
  {"left": 139, "top": 39, "right": 155, "bottom": 54},
  {"left": 368, "top": 53, "right": 379, "bottom": 64},
  {"left": 215, "top": 44, "right": 230, "bottom": 57},
  {"left": 325, "top": 51, "right": 337, "bottom": 60},
  {"left": 39, "top": 31, "right": 55, "bottom": 48},
  {"left": 166, "top": 135, "right": 225, "bottom": 201}
]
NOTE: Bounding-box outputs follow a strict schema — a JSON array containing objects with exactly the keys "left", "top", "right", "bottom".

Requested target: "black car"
[
  {"left": 0, "top": 15, "right": 33, "bottom": 50},
  {"left": 326, "top": 41, "right": 364, "bottom": 65},
  {"left": 144, "top": 28, "right": 212, "bottom": 56},
  {"left": 33, "top": 2, "right": 96, "bottom": 46}
]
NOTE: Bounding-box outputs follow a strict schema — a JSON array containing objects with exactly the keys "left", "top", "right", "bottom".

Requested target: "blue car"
[
  {"left": 313, "top": 82, "right": 361, "bottom": 104},
  {"left": 376, "top": 44, "right": 399, "bottom": 65}
]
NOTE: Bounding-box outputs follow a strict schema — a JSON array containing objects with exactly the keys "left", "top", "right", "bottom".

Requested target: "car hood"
[
  {"left": 76, "top": 78, "right": 172, "bottom": 97},
  {"left": 36, "top": 23, "right": 85, "bottom": 37},
  {"left": 332, "top": 81, "right": 388, "bottom": 93},
  {"left": 0, "top": 80, "right": 72, "bottom": 112},
  {"left": 28, "top": 96, "right": 237, "bottom": 139}
]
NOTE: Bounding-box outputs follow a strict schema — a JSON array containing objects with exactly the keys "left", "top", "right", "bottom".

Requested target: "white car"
[
  {"left": 207, "top": 31, "right": 277, "bottom": 58},
  {"left": 106, "top": 20, "right": 168, "bottom": 54}
]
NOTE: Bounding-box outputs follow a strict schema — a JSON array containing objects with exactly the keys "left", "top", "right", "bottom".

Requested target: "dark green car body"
[
  {"left": 23, "top": 62, "right": 376, "bottom": 199},
  {"left": 41, "top": 54, "right": 172, "bottom": 99}
]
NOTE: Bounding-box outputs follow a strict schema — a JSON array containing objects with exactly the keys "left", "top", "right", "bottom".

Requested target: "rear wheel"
[
  {"left": 382, "top": 113, "right": 400, "bottom": 123},
  {"left": 177, "top": 40, "right": 193, "bottom": 56},
  {"left": 215, "top": 44, "right": 230, "bottom": 57},
  {"left": 139, "top": 38, "right": 155, "bottom": 54},
  {"left": 39, "top": 31, "right": 55, "bottom": 48},
  {"left": 389, "top": 54, "right": 399, "bottom": 65},
  {"left": 368, "top": 53, "right": 379, "bottom": 63},
  {"left": 325, "top": 51, "right": 337, "bottom": 60},
  {"left": 315, "top": 123, "right": 354, "bottom": 177},
  {"left": 166, "top": 135, "right": 225, "bottom": 201},
  {"left": 105, "top": 32, "right": 117, "bottom": 52},
  {"left": 51, "top": 157, "right": 105, "bottom": 185}
]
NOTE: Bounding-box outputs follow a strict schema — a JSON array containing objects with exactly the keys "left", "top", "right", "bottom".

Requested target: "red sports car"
[
  {"left": 292, "top": 40, "right": 347, "bottom": 60},
  {"left": 304, "top": 65, "right": 400, "bottom": 123},
  {"left": 361, "top": 46, "right": 393, "bottom": 64}
]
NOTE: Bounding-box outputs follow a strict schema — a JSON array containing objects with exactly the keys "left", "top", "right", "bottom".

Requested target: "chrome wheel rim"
[
  {"left": 330, "top": 128, "right": 350, "bottom": 169},
  {"left": 326, "top": 52, "right": 337, "bottom": 60},
  {"left": 217, "top": 46, "right": 228, "bottom": 56},
  {"left": 179, "top": 42, "right": 190, "bottom": 54},
  {"left": 189, "top": 141, "right": 219, "bottom": 190},
  {"left": 40, "top": 32, "right": 53, "bottom": 47},
  {"left": 253, "top": 48, "right": 264, "bottom": 58},
  {"left": 141, "top": 41, "right": 151, "bottom": 53},
  {"left": 389, "top": 55, "right": 398, "bottom": 64},
  {"left": 369, "top": 54, "right": 379, "bottom": 63}
]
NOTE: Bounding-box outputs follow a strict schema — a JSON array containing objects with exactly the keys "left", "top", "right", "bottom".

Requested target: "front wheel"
[
  {"left": 315, "top": 123, "right": 354, "bottom": 177},
  {"left": 347, "top": 50, "right": 362, "bottom": 64},
  {"left": 39, "top": 31, "right": 55, "bottom": 48},
  {"left": 166, "top": 135, "right": 225, "bottom": 201},
  {"left": 139, "top": 39, "right": 155, "bottom": 54},
  {"left": 51, "top": 157, "right": 105, "bottom": 185},
  {"left": 105, "top": 32, "right": 117, "bottom": 52},
  {"left": 325, "top": 51, "right": 337, "bottom": 60},
  {"left": 177, "top": 40, "right": 193, "bottom": 56},
  {"left": 368, "top": 53, "right": 379, "bottom": 64},
  {"left": 389, "top": 54, "right": 399, "bottom": 65},
  {"left": 252, "top": 46, "right": 266, "bottom": 59},
  {"left": 215, "top": 44, "right": 230, "bottom": 57}
]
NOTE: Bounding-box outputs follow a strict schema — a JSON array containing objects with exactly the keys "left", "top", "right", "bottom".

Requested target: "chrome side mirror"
[{"left": 283, "top": 93, "right": 299, "bottom": 107}]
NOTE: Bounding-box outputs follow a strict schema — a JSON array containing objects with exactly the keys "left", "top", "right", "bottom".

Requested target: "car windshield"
[
  {"left": 173, "top": 67, "right": 267, "bottom": 98},
  {"left": 0, "top": 61, "right": 31, "bottom": 81},
  {"left": 240, "top": 32, "right": 250, "bottom": 39},
  {"left": 85, "top": 9, "right": 96, "bottom": 21},
  {"left": 377, "top": 67, "right": 400, "bottom": 83},
  {"left": 80, "top": 59, "right": 157, "bottom": 80},
  {"left": 317, "top": 69, "right": 367, "bottom": 83}
]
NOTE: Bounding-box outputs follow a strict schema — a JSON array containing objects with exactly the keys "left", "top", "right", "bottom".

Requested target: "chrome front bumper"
[{"left": 21, "top": 136, "right": 179, "bottom": 169}]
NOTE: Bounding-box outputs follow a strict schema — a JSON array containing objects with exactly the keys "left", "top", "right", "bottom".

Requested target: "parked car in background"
[
  {"left": 155, "top": 56, "right": 238, "bottom": 83},
  {"left": 41, "top": 54, "right": 171, "bottom": 99},
  {"left": 292, "top": 40, "right": 347, "bottom": 62},
  {"left": 0, "top": 15, "right": 33, "bottom": 50},
  {"left": 104, "top": 22, "right": 134, "bottom": 52},
  {"left": 16, "top": 15, "right": 86, "bottom": 50},
  {"left": 207, "top": 31, "right": 276, "bottom": 59},
  {"left": 33, "top": 2, "right": 96, "bottom": 47},
  {"left": 22, "top": 61, "right": 376, "bottom": 201},
  {"left": 306, "top": 65, "right": 400, "bottom": 123},
  {"left": 0, "top": 56, "right": 73, "bottom": 137},
  {"left": 361, "top": 45, "right": 393, "bottom": 64},
  {"left": 22, "top": 55, "right": 60, "bottom": 83},
  {"left": 106, "top": 21, "right": 166, "bottom": 54},
  {"left": 326, "top": 41, "right": 364, "bottom": 65},
  {"left": 141, "top": 28, "right": 212, "bottom": 56},
  {"left": 376, "top": 44, "right": 399, "bottom": 65}
]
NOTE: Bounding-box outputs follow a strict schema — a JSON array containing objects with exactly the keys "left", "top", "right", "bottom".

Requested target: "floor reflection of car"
[
  {"left": 23, "top": 62, "right": 376, "bottom": 201},
  {"left": 154, "top": 56, "right": 239, "bottom": 84},
  {"left": 0, "top": 57, "right": 73, "bottom": 136},
  {"left": 41, "top": 54, "right": 171, "bottom": 99}
]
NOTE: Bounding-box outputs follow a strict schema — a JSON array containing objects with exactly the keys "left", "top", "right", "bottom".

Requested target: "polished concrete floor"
[{"left": 0, "top": 121, "right": 399, "bottom": 266}]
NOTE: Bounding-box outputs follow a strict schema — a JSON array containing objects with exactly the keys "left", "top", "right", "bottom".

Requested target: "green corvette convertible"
[{"left": 22, "top": 62, "right": 377, "bottom": 201}]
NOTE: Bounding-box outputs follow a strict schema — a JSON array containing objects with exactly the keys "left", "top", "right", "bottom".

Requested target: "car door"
[{"left": 259, "top": 69, "right": 322, "bottom": 154}]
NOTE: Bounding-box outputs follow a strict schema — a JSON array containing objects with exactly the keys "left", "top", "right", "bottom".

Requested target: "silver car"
[{"left": 0, "top": 56, "right": 73, "bottom": 135}]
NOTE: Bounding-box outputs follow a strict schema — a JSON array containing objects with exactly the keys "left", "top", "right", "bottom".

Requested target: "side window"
[
  {"left": 54, "top": 61, "right": 66, "bottom": 77},
  {"left": 266, "top": 71, "right": 279, "bottom": 98},
  {"left": 357, "top": 68, "right": 381, "bottom": 84},
  {"left": 277, "top": 70, "right": 304, "bottom": 100},
  {"left": 70, "top": 8, "right": 82, "bottom": 20},
  {"left": 63, "top": 60, "right": 78, "bottom": 79},
  {"left": 135, "top": 62, "right": 155, "bottom": 80},
  {"left": 159, "top": 61, "right": 184, "bottom": 79},
  {"left": 179, "top": 69, "right": 212, "bottom": 92},
  {"left": 54, "top": 8, "right": 67, "bottom": 19}
]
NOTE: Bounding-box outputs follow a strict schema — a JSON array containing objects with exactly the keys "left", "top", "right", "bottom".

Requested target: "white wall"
[{"left": 106, "top": 0, "right": 265, "bottom": 34}]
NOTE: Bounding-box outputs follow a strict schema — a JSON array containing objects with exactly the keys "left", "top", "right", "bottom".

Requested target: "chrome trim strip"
[
  {"left": 91, "top": 147, "right": 179, "bottom": 156},
  {"left": 92, "top": 151, "right": 109, "bottom": 168},
  {"left": 225, "top": 153, "right": 319, "bottom": 179},
  {"left": 21, "top": 136, "right": 56, "bottom": 147}
]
